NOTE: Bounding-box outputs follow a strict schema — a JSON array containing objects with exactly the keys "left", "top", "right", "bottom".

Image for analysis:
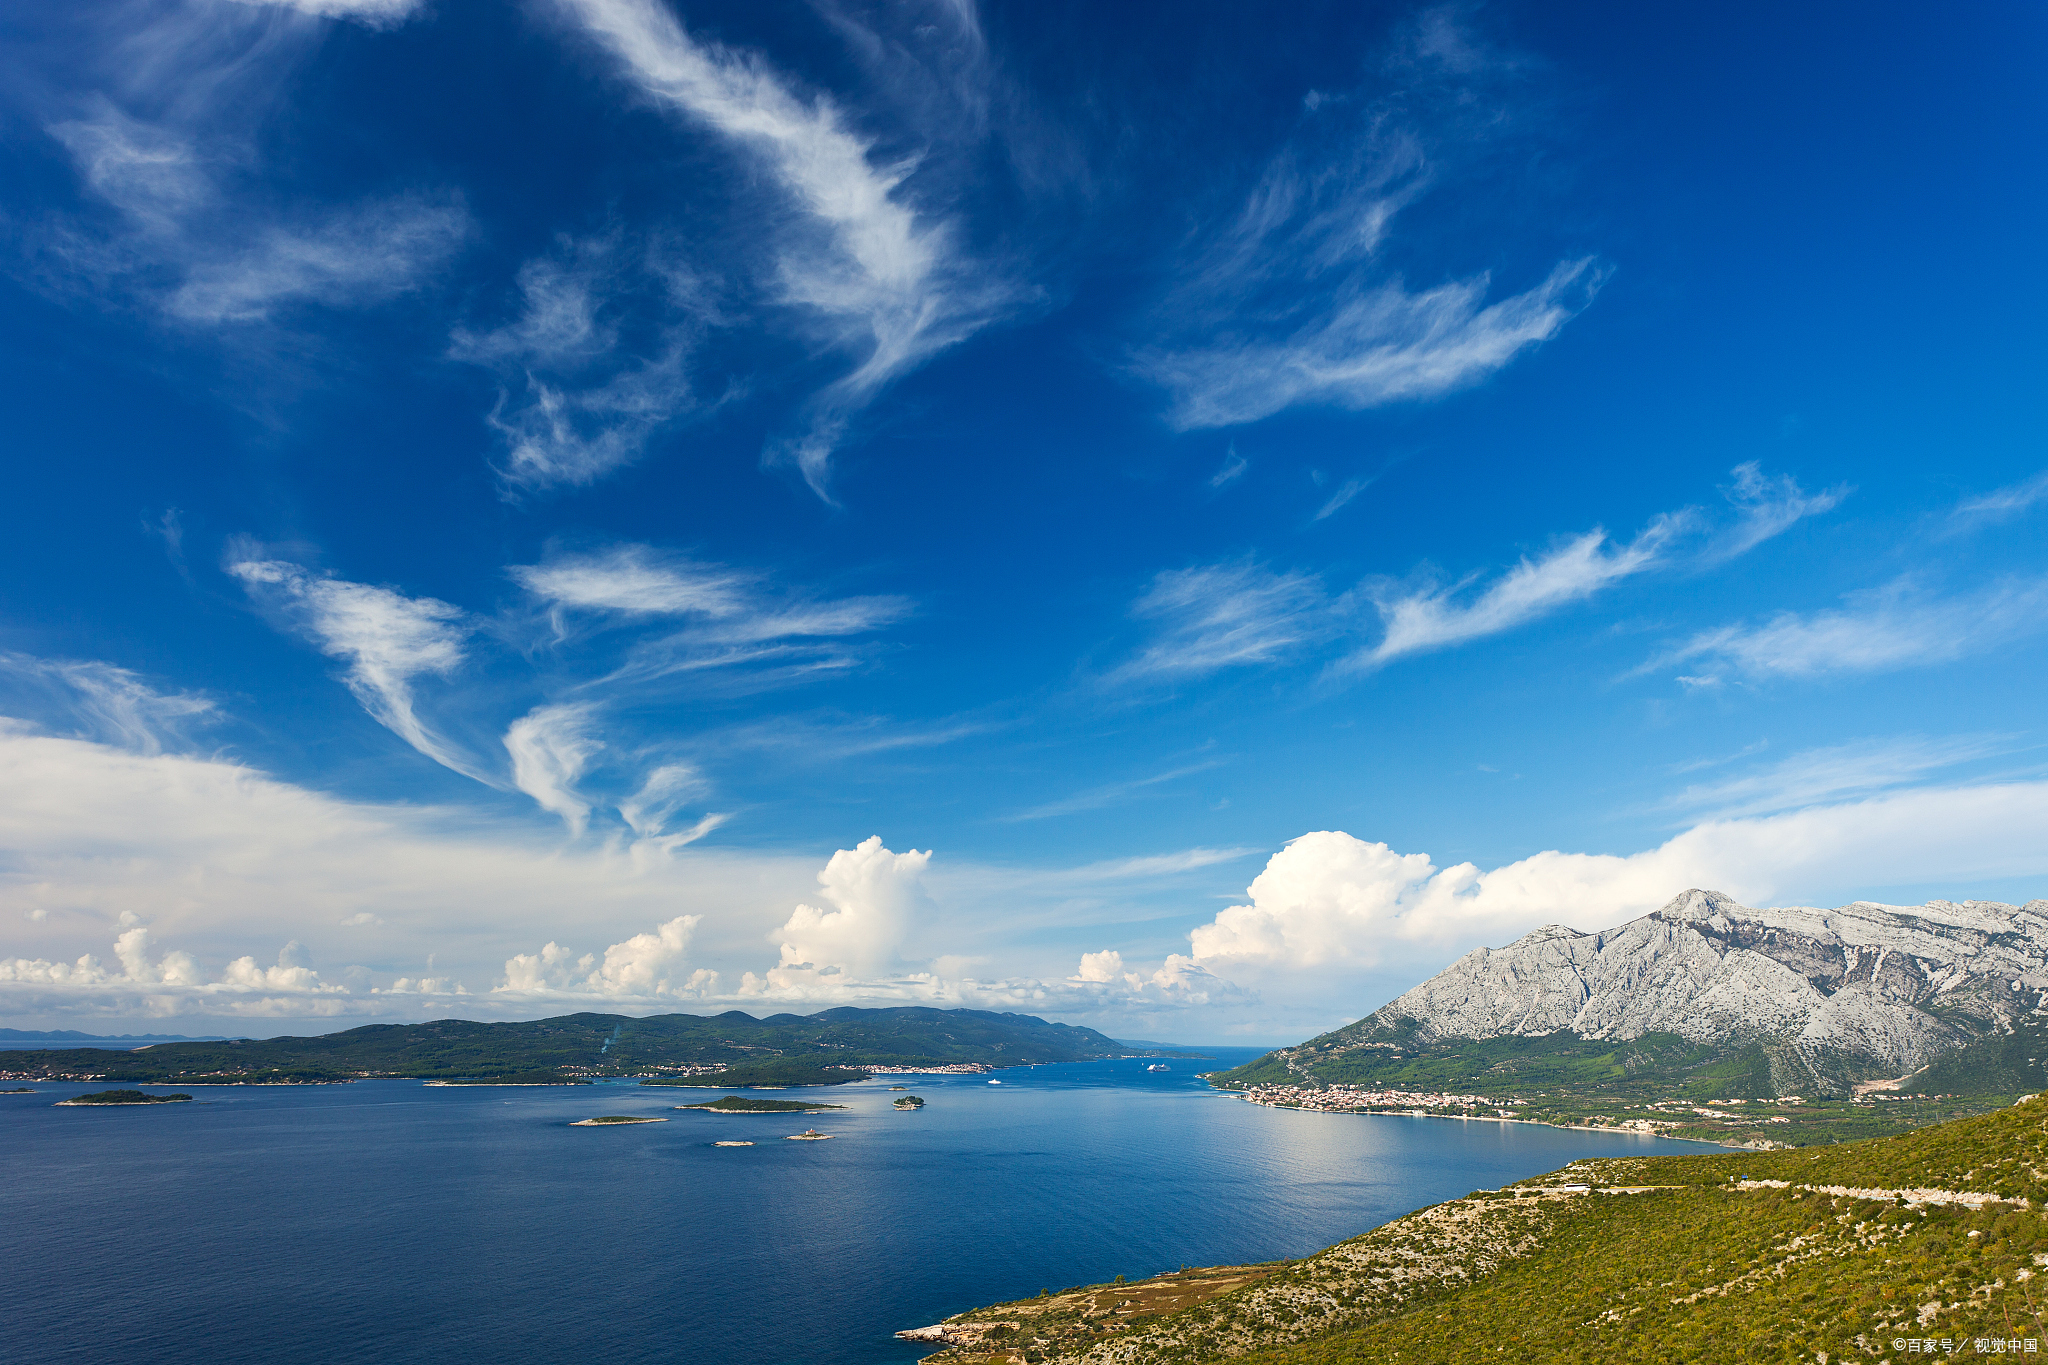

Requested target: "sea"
[{"left": 2, "top": 1048, "right": 1723, "bottom": 1364}]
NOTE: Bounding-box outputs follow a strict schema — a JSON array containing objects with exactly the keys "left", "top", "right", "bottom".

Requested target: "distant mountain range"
[
  {"left": 5, "top": 1007, "right": 1131, "bottom": 1085},
  {"left": 1225, "top": 889, "right": 2047, "bottom": 1099}
]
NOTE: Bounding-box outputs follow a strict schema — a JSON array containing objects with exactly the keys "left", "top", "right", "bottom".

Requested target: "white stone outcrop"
[{"left": 1365, "top": 890, "right": 2048, "bottom": 1072}]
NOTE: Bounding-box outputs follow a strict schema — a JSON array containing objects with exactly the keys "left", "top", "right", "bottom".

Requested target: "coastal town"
[
  {"left": 1225, "top": 1080, "right": 1987, "bottom": 1151},
  {"left": 1234, "top": 1082, "right": 1524, "bottom": 1119}
]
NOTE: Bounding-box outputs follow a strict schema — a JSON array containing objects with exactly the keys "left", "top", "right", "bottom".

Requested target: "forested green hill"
[{"left": 3, "top": 1006, "right": 1126, "bottom": 1084}]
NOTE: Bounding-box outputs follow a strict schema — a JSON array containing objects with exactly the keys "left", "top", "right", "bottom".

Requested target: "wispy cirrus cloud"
[
  {"left": 228, "top": 558, "right": 487, "bottom": 780},
  {"left": 1142, "top": 259, "right": 1604, "bottom": 431},
  {"left": 513, "top": 543, "right": 912, "bottom": 688},
  {"left": 1947, "top": 469, "right": 2048, "bottom": 533},
  {"left": 225, "top": 0, "right": 424, "bottom": 24},
  {"left": 1001, "top": 760, "right": 1222, "bottom": 823},
  {"left": 1657, "top": 733, "right": 2020, "bottom": 820},
  {"left": 1209, "top": 446, "right": 1249, "bottom": 490},
  {"left": 1645, "top": 574, "right": 2048, "bottom": 681},
  {"left": 0, "top": 654, "right": 218, "bottom": 756},
  {"left": 1708, "top": 460, "right": 1849, "bottom": 560},
  {"left": 451, "top": 241, "right": 713, "bottom": 490},
  {"left": 511, "top": 543, "right": 753, "bottom": 621},
  {"left": 1346, "top": 515, "right": 1682, "bottom": 672},
  {"left": 41, "top": 73, "right": 465, "bottom": 326},
  {"left": 1112, "top": 559, "right": 1333, "bottom": 681},
  {"left": 554, "top": 0, "right": 1029, "bottom": 498},
  {"left": 164, "top": 194, "right": 467, "bottom": 323},
  {"left": 502, "top": 702, "right": 604, "bottom": 835},
  {"left": 1113, "top": 461, "right": 1844, "bottom": 685},
  {"left": 1133, "top": 11, "right": 1603, "bottom": 431}
]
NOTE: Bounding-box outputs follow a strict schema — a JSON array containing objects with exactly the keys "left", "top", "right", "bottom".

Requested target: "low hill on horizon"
[{"left": 4, "top": 1005, "right": 1130, "bottom": 1085}]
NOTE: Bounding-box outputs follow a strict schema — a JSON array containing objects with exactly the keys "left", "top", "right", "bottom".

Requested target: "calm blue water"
[{"left": 1, "top": 1050, "right": 1719, "bottom": 1364}]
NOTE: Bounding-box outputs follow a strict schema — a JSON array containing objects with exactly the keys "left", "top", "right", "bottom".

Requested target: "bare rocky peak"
[{"left": 1364, "top": 889, "right": 2048, "bottom": 1073}]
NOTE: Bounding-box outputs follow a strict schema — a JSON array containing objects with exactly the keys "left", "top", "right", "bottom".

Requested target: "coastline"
[
  {"left": 1220, "top": 1091, "right": 1771, "bottom": 1150},
  {"left": 570, "top": 1116, "right": 668, "bottom": 1126}
]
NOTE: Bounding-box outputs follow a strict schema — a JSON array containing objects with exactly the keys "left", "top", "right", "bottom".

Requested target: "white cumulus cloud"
[
  {"left": 2, "top": 923, "right": 345, "bottom": 1012},
  {"left": 1189, "top": 786, "right": 2048, "bottom": 975},
  {"left": 754, "top": 835, "right": 934, "bottom": 990},
  {"left": 495, "top": 916, "right": 717, "bottom": 1001}
]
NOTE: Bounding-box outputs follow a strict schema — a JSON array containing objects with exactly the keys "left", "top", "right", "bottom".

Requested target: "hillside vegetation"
[
  {"left": 2, "top": 1007, "right": 1125, "bottom": 1085},
  {"left": 1212, "top": 1023, "right": 2022, "bottom": 1147},
  {"left": 912, "top": 1096, "right": 2048, "bottom": 1365}
]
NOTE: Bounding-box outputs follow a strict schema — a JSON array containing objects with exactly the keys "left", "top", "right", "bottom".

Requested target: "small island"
[
  {"left": 675, "top": 1095, "right": 848, "bottom": 1114},
  {"left": 784, "top": 1128, "right": 833, "bottom": 1140},
  {"left": 570, "top": 1115, "right": 668, "bottom": 1126},
  {"left": 56, "top": 1089, "right": 192, "bottom": 1106},
  {"left": 712, "top": 1140, "right": 755, "bottom": 1147},
  {"left": 3, "top": 1086, "right": 36, "bottom": 1094},
  {"left": 893, "top": 1094, "right": 926, "bottom": 1109}
]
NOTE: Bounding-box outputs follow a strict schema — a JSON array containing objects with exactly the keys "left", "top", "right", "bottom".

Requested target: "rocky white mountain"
[{"left": 1302, "top": 889, "right": 2048, "bottom": 1091}]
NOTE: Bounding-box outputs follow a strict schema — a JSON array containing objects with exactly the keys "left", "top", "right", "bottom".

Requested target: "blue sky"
[{"left": 1, "top": 0, "right": 2044, "bottom": 1040}]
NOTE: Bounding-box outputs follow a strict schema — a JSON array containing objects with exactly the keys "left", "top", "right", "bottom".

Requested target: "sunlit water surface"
[{"left": 2, "top": 1049, "right": 1721, "bottom": 1364}]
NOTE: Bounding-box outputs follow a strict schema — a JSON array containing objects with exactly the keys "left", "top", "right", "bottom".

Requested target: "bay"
[{"left": 1, "top": 1047, "right": 1722, "bottom": 1364}]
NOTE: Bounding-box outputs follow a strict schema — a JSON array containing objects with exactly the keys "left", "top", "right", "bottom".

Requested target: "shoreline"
[
  {"left": 1221, "top": 1091, "right": 1766, "bottom": 1150},
  {"left": 570, "top": 1116, "right": 668, "bottom": 1126}
]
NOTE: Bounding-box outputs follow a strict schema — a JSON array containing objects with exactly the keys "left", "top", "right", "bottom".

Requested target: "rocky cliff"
[{"left": 1278, "top": 889, "right": 2048, "bottom": 1095}]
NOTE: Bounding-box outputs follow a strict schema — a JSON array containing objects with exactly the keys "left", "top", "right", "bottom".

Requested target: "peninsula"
[
  {"left": 907, "top": 1094, "right": 2048, "bottom": 1363},
  {"left": 1, "top": 1006, "right": 1130, "bottom": 1087}
]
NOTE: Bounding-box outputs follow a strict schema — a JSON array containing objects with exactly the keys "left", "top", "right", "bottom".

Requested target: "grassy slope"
[
  {"left": 919, "top": 1099, "right": 2048, "bottom": 1365},
  {"left": 5, "top": 1007, "right": 1127, "bottom": 1084}
]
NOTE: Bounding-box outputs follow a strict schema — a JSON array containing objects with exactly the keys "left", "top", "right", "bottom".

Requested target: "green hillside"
[
  {"left": 1209, "top": 1020, "right": 2019, "bottom": 1147},
  {"left": 913, "top": 1097, "right": 2048, "bottom": 1365},
  {"left": 4, "top": 1006, "right": 1126, "bottom": 1085},
  {"left": 1901, "top": 1016, "right": 2048, "bottom": 1098}
]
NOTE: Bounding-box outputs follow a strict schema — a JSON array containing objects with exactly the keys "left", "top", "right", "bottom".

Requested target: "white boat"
[
  {"left": 987, "top": 1079, "right": 1001, "bottom": 1085},
  {"left": 1146, "top": 1064, "right": 1169, "bottom": 1072}
]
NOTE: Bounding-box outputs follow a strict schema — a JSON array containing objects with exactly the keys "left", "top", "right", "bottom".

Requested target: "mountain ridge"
[{"left": 1275, "top": 888, "right": 2046, "bottom": 1096}]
